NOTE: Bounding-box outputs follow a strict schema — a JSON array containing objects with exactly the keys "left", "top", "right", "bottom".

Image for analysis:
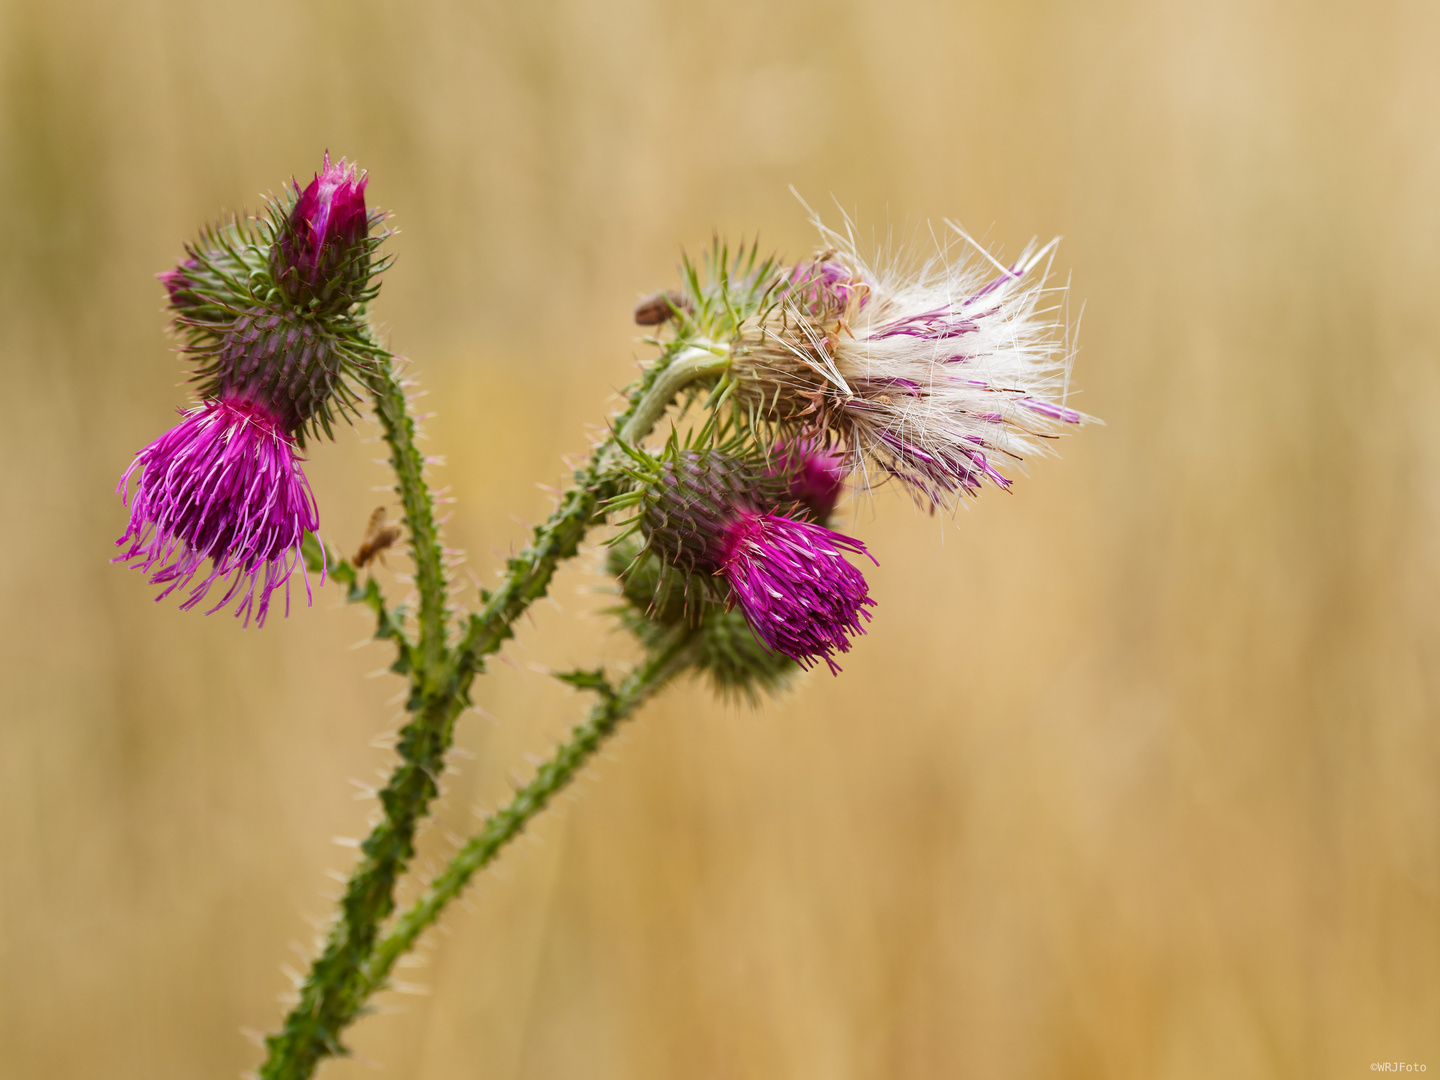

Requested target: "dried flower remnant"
[
  {"left": 114, "top": 396, "right": 320, "bottom": 627},
  {"left": 733, "top": 219, "right": 1089, "bottom": 509},
  {"left": 633, "top": 290, "right": 692, "bottom": 326}
]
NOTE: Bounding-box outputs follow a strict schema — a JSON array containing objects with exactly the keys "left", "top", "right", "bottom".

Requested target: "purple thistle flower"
[
  {"left": 274, "top": 152, "right": 371, "bottom": 310},
  {"left": 717, "top": 510, "right": 876, "bottom": 674},
  {"left": 637, "top": 449, "right": 875, "bottom": 673},
  {"left": 114, "top": 395, "right": 321, "bottom": 627}
]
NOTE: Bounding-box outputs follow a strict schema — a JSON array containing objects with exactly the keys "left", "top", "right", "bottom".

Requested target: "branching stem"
[
  {"left": 259, "top": 358, "right": 459, "bottom": 1080},
  {"left": 260, "top": 341, "right": 728, "bottom": 1080},
  {"left": 360, "top": 624, "right": 698, "bottom": 996}
]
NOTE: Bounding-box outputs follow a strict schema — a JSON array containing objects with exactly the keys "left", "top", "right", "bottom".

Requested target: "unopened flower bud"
[
  {"left": 273, "top": 153, "right": 372, "bottom": 313},
  {"left": 158, "top": 257, "right": 202, "bottom": 309},
  {"left": 160, "top": 156, "right": 389, "bottom": 446}
]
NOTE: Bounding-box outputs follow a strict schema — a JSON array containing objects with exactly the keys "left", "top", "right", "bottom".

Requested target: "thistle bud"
[
  {"left": 154, "top": 156, "right": 390, "bottom": 446},
  {"left": 641, "top": 449, "right": 784, "bottom": 578},
  {"left": 192, "top": 306, "right": 362, "bottom": 444},
  {"left": 114, "top": 396, "right": 320, "bottom": 627},
  {"left": 272, "top": 153, "right": 372, "bottom": 313}
]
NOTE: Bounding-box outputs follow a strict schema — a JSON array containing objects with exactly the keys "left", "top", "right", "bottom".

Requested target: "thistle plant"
[{"left": 114, "top": 157, "right": 1091, "bottom": 1078}]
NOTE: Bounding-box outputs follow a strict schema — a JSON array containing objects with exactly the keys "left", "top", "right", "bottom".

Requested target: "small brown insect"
[
  {"left": 633, "top": 290, "right": 692, "bottom": 326},
  {"left": 353, "top": 507, "right": 402, "bottom": 569}
]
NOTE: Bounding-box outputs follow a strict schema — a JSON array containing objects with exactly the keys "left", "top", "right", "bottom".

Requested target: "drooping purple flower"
[
  {"left": 114, "top": 395, "right": 321, "bottom": 627},
  {"left": 717, "top": 510, "right": 876, "bottom": 674},
  {"left": 273, "top": 152, "right": 371, "bottom": 310},
  {"left": 637, "top": 449, "right": 876, "bottom": 672},
  {"left": 772, "top": 440, "right": 849, "bottom": 523}
]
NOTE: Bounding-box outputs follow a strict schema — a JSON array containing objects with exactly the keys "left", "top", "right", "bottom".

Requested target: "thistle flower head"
[
  {"left": 273, "top": 152, "right": 373, "bottom": 312},
  {"left": 732, "top": 215, "right": 1090, "bottom": 509},
  {"left": 638, "top": 448, "right": 786, "bottom": 579},
  {"left": 191, "top": 306, "right": 367, "bottom": 444},
  {"left": 622, "top": 445, "right": 875, "bottom": 672},
  {"left": 717, "top": 510, "right": 876, "bottom": 674},
  {"left": 114, "top": 395, "right": 320, "bottom": 627},
  {"left": 782, "top": 258, "right": 867, "bottom": 320}
]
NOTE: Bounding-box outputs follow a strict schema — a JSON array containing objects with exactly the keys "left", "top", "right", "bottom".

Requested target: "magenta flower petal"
[
  {"left": 114, "top": 396, "right": 321, "bottom": 627},
  {"left": 718, "top": 510, "right": 877, "bottom": 674}
]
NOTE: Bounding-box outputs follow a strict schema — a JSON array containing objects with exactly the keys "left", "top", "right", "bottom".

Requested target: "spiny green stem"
[
  {"left": 370, "top": 360, "right": 448, "bottom": 673},
  {"left": 260, "top": 342, "right": 725, "bottom": 1079},
  {"left": 260, "top": 360, "right": 456, "bottom": 1080},
  {"left": 360, "top": 626, "right": 699, "bottom": 996},
  {"left": 453, "top": 342, "right": 731, "bottom": 670},
  {"left": 616, "top": 342, "right": 730, "bottom": 445}
]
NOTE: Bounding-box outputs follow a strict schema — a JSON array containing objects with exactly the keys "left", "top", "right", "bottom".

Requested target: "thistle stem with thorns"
[{"left": 259, "top": 338, "right": 728, "bottom": 1079}]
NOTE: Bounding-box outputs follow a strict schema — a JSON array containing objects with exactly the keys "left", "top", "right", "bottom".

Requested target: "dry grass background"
[{"left": 2, "top": 0, "right": 1439, "bottom": 1077}]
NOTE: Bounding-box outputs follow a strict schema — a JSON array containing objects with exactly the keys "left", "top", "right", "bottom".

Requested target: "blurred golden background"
[{"left": 3, "top": 0, "right": 1438, "bottom": 1076}]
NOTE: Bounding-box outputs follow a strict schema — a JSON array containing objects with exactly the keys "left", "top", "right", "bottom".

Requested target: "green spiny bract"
[
  {"left": 693, "top": 605, "right": 797, "bottom": 704},
  {"left": 608, "top": 429, "right": 791, "bottom": 584},
  {"left": 660, "top": 238, "right": 786, "bottom": 348}
]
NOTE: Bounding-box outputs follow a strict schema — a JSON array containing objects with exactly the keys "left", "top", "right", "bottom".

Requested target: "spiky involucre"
[
  {"left": 730, "top": 215, "right": 1090, "bottom": 509},
  {"left": 637, "top": 448, "right": 789, "bottom": 582},
  {"left": 187, "top": 304, "right": 371, "bottom": 444}
]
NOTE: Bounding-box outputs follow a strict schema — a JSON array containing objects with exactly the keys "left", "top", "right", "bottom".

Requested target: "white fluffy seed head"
[{"left": 731, "top": 209, "right": 1092, "bottom": 510}]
